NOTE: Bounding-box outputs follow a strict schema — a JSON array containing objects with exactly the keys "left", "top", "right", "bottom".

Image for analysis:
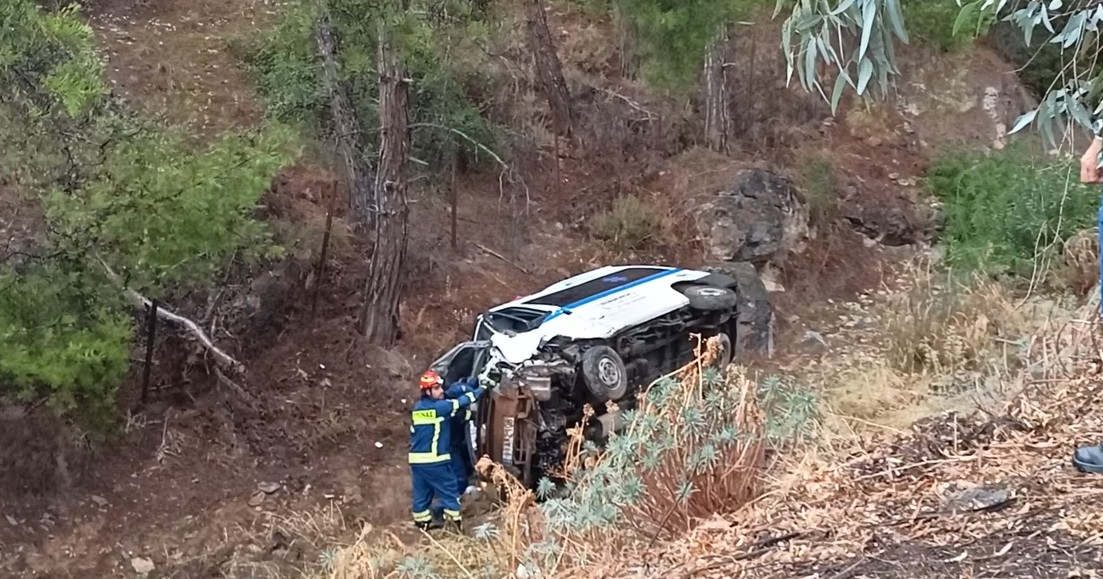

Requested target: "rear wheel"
[
  {"left": 680, "top": 285, "right": 737, "bottom": 311},
  {"left": 580, "top": 345, "right": 628, "bottom": 402}
]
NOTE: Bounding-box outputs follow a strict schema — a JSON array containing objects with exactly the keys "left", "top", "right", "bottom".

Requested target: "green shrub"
[
  {"left": 587, "top": 195, "right": 665, "bottom": 250},
  {"left": 0, "top": 1, "right": 298, "bottom": 427},
  {"left": 0, "top": 264, "right": 131, "bottom": 427},
  {"left": 44, "top": 123, "right": 296, "bottom": 296},
  {"left": 797, "top": 155, "right": 838, "bottom": 228},
  {"left": 523, "top": 365, "right": 818, "bottom": 571},
  {"left": 903, "top": 0, "right": 991, "bottom": 53},
  {"left": 926, "top": 145, "right": 1100, "bottom": 278}
]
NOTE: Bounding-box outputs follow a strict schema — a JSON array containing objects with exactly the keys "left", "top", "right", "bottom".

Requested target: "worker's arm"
[
  {"left": 432, "top": 385, "right": 482, "bottom": 419},
  {"left": 442, "top": 376, "right": 478, "bottom": 398}
]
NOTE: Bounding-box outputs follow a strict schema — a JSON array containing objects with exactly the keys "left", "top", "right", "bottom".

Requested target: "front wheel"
[{"left": 580, "top": 345, "right": 628, "bottom": 402}]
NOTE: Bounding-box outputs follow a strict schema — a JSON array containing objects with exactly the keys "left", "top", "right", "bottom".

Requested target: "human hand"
[{"left": 1081, "top": 137, "right": 1103, "bottom": 184}]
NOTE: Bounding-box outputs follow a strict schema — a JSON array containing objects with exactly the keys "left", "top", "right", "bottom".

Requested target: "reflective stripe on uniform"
[
  {"left": 412, "top": 510, "right": 433, "bottom": 522},
  {"left": 442, "top": 509, "right": 461, "bottom": 521},
  {"left": 410, "top": 407, "right": 450, "bottom": 464},
  {"left": 409, "top": 451, "right": 451, "bottom": 464}
]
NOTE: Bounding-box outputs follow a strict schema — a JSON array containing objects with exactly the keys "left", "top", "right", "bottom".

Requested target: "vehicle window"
[
  {"left": 443, "top": 348, "right": 476, "bottom": 384},
  {"left": 483, "top": 307, "right": 548, "bottom": 334},
  {"left": 524, "top": 267, "right": 666, "bottom": 307}
]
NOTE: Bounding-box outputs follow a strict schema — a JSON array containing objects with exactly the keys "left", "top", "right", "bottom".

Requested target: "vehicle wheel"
[
  {"left": 705, "top": 332, "right": 732, "bottom": 370},
  {"left": 580, "top": 345, "right": 628, "bottom": 402},
  {"left": 680, "top": 285, "right": 738, "bottom": 311}
]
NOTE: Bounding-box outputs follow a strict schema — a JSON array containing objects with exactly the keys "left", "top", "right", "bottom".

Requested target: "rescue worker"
[{"left": 409, "top": 370, "right": 484, "bottom": 531}]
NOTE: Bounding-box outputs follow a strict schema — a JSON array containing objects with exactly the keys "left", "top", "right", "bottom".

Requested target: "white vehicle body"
[{"left": 472, "top": 265, "right": 713, "bottom": 365}]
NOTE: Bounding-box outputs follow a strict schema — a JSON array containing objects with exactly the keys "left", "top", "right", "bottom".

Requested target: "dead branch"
[
  {"left": 598, "top": 86, "right": 656, "bottom": 120},
  {"left": 98, "top": 258, "right": 245, "bottom": 373},
  {"left": 474, "top": 242, "right": 529, "bottom": 274}
]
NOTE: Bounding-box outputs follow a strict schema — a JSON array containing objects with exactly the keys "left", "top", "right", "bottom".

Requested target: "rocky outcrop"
[{"left": 695, "top": 168, "right": 809, "bottom": 266}]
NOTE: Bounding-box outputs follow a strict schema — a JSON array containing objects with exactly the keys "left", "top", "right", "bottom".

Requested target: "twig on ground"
[{"left": 474, "top": 242, "right": 529, "bottom": 274}]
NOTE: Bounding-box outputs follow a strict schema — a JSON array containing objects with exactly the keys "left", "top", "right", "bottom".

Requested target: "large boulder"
[{"left": 695, "top": 168, "right": 809, "bottom": 266}]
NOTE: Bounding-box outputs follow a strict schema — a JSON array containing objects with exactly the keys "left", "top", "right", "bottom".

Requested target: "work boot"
[
  {"left": 444, "top": 519, "right": 463, "bottom": 534},
  {"left": 414, "top": 520, "right": 443, "bottom": 532},
  {"left": 1073, "top": 442, "right": 1103, "bottom": 474}
]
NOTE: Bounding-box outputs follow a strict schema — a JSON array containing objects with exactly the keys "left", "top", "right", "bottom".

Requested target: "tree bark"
[
  {"left": 525, "top": 0, "right": 573, "bottom": 137},
  {"left": 703, "top": 25, "right": 731, "bottom": 154},
  {"left": 315, "top": 11, "right": 375, "bottom": 231},
  {"left": 358, "top": 24, "right": 410, "bottom": 345}
]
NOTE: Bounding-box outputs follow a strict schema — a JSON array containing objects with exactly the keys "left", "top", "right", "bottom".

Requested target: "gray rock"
[
  {"left": 695, "top": 169, "right": 809, "bottom": 265},
  {"left": 942, "top": 485, "right": 1012, "bottom": 514},
  {"left": 702, "top": 261, "right": 775, "bottom": 357},
  {"left": 131, "top": 557, "right": 155, "bottom": 575}
]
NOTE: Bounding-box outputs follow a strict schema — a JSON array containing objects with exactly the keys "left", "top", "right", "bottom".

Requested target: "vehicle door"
[{"left": 427, "top": 340, "right": 492, "bottom": 472}]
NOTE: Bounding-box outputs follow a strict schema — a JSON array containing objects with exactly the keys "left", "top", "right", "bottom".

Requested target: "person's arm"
[
  {"left": 1082, "top": 121, "right": 1103, "bottom": 184},
  {"left": 433, "top": 386, "right": 481, "bottom": 419},
  {"left": 442, "top": 376, "right": 478, "bottom": 398}
]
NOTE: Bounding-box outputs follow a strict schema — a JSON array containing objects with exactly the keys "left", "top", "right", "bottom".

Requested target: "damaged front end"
[{"left": 476, "top": 353, "right": 576, "bottom": 487}]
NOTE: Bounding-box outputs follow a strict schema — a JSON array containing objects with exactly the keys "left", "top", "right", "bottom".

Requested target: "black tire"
[
  {"left": 680, "top": 285, "right": 737, "bottom": 311},
  {"left": 580, "top": 345, "right": 628, "bottom": 402}
]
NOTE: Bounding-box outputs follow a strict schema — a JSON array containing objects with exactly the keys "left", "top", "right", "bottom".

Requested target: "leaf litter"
[{"left": 615, "top": 361, "right": 1103, "bottom": 579}]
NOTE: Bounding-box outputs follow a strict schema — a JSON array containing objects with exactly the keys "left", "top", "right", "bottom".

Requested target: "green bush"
[
  {"left": 926, "top": 145, "right": 1100, "bottom": 278},
  {"left": 0, "top": 264, "right": 131, "bottom": 426},
  {"left": 797, "top": 155, "right": 838, "bottom": 228},
  {"left": 587, "top": 195, "right": 665, "bottom": 250},
  {"left": 44, "top": 123, "right": 296, "bottom": 296},
  {"left": 902, "top": 0, "right": 990, "bottom": 53},
  {"left": 0, "top": 0, "right": 297, "bottom": 427}
]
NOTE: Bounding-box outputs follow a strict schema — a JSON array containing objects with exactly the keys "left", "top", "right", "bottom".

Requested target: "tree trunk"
[
  {"left": 703, "top": 25, "right": 731, "bottom": 154},
  {"left": 358, "top": 25, "right": 410, "bottom": 345},
  {"left": 525, "top": 0, "right": 573, "bottom": 137},
  {"left": 315, "top": 11, "right": 375, "bottom": 231}
]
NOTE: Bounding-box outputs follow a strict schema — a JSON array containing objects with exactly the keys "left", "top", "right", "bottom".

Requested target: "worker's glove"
[{"left": 478, "top": 375, "right": 496, "bottom": 390}]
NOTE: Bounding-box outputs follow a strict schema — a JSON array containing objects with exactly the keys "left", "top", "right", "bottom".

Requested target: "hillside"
[{"left": 1, "top": 0, "right": 1101, "bottom": 578}]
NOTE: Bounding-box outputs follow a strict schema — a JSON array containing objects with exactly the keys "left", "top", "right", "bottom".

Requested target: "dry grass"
[
  {"left": 789, "top": 255, "right": 1087, "bottom": 437},
  {"left": 880, "top": 267, "right": 1029, "bottom": 376}
]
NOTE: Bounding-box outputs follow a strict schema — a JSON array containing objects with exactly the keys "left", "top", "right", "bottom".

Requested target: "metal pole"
[
  {"left": 312, "top": 180, "right": 338, "bottom": 317},
  {"left": 141, "top": 300, "right": 158, "bottom": 404}
]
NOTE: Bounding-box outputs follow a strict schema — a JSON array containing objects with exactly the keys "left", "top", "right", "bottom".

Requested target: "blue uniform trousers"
[
  {"left": 411, "top": 462, "right": 461, "bottom": 523},
  {"left": 451, "top": 418, "right": 474, "bottom": 491}
]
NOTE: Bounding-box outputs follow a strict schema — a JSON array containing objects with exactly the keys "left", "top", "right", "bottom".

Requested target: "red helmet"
[{"left": 419, "top": 370, "right": 443, "bottom": 391}]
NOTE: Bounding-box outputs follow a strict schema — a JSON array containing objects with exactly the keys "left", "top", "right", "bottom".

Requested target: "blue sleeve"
[
  {"left": 443, "top": 383, "right": 467, "bottom": 398},
  {"left": 443, "top": 377, "right": 477, "bottom": 398},
  {"left": 432, "top": 387, "right": 481, "bottom": 418}
]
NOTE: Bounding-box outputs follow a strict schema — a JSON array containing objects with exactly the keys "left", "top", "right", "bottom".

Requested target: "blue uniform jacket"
[{"left": 408, "top": 381, "right": 480, "bottom": 465}]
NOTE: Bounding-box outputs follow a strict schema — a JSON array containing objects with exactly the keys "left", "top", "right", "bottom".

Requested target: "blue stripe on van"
[{"left": 542, "top": 267, "right": 683, "bottom": 322}]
